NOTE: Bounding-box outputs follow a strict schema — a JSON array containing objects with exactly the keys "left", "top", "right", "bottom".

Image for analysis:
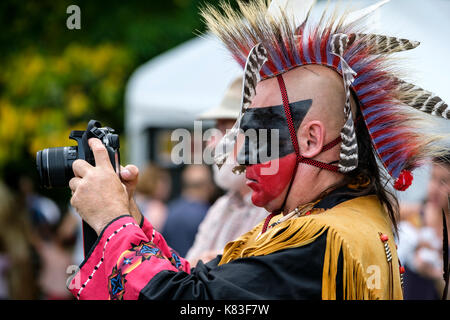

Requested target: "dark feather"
[
  {"left": 330, "top": 33, "right": 359, "bottom": 172},
  {"left": 395, "top": 78, "right": 449, "bottom": 119},
  {"left": 242, "top": 43, "right": 268, "bottom": 112},
  {"left": 351, "top": 34, "right": 419, "bottom": 54}
]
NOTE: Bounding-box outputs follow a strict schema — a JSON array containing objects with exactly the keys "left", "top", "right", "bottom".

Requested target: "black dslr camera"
[
  {"left": 36, "top": 120, "right": 121, "bottom": 188},
  {"left": 36, "top": 120, "right": 121, "bottom": 255}
]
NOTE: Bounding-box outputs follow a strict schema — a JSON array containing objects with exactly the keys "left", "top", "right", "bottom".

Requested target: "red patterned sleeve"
[{"left": 67, "top": 215, "right": 191, "bottom": 300}]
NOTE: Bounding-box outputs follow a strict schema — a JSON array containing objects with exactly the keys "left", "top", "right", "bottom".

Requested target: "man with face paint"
[
  {"left": 67, "top": 0, "right": 450, "bottom": 300},
  {"left": 236, "top": 66, "right": 344, "bottom": 211},
  {"left": 185, "top": 78, "right": 267, "bottom": 266}
]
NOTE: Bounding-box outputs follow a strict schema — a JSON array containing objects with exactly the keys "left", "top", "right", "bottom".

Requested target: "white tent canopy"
[{"left": 125, "top": 34, "right": 241, "bottom": 169}]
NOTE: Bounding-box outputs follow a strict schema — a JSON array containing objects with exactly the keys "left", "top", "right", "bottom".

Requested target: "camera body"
[
  {"left": 36, "top": 120, "right": 120, "bottom": 189},
  {"left": 36, "top": 120, "right": 121, "bottom": 256}
]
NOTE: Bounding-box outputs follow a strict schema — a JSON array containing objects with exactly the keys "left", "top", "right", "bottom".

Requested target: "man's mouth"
[
  {"left": 245, "top": 177, "right": 259, "bottom": 190},
  {"left": 245, "top": 168, "right": 259, "bottom": 184}
]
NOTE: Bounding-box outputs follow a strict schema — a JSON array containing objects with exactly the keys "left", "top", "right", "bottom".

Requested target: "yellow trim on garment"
[{"left": 219, "top": 195, "right": 403, "bottom": 300}]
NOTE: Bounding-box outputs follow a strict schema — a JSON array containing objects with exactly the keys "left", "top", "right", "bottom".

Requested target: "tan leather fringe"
[
  {"left": 219, "top": 212, "right": 378, "bottom": 299},
  {"left": 321, "top": 226, "right": 377, "bottom": 300}
]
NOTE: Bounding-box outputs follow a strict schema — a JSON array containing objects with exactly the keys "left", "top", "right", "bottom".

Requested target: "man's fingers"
[
  {"left": 120, "top": 164, "right": 139, "bottom": 182},
  {"left": 69, "top": 177, "right": 82, "bottom": 193},
  {"left": 72, "top": 159, "right": 93, "bottom": 178},
  {"left": 89, "top": 138, "right": 113, "bottom": 169}
]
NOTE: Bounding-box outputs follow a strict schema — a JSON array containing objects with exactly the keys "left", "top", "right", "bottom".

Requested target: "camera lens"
[{"left": 36, "top": 146, "right": 78, "bottom": 188}]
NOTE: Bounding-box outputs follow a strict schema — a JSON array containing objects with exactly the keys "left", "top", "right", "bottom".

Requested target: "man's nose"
[{"left": 236, "top": 136, "right": 259, "bottom": 165}]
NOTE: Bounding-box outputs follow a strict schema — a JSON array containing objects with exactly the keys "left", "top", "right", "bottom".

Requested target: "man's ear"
[{"left": 298, "top": 120, "right": 325, "bottom": 158}]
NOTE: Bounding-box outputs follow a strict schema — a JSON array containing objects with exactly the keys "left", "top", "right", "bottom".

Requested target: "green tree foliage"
[{"left": 0, "top": 0, "right": 221, "bottom": 177}]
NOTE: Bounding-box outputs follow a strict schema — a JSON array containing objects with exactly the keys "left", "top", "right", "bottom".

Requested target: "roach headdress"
[{"left": 202, "top": 0, "right": 449, "bottom": 191}]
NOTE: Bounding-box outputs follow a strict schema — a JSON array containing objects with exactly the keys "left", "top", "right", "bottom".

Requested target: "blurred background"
[{"left": 0, "top": 0, "right": 448, "bottom": 300}]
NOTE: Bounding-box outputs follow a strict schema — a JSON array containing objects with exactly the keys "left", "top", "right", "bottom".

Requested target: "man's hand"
[
  {"left": 69, "top": 138, "right": 130, "bottom": 235},
  {"left": 120, "top": 164, "right": 143, "bottom": 225}
]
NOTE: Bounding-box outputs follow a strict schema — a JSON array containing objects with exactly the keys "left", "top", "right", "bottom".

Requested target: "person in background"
[
  {"left": 57, "top": 205, "right": 84, "bottom": 266},
  {"left": 397, "top": 153, "right": 450, "bottom": 299},
  {"left": 13, "top": 174, "right": 72, "bottom": 299},
  {"left": 186, "top": 77, "right": 268, "bottom": 266},
  {"left": 18, "top": 175, "right": 61, "bottom": 232},
  {"left": 134, "top": 163, "right": 171, "bottom": 233},
  {"left": 34, "top": 226, "right": 73, "bottom": 300},
  {"left": 0, "top": 181, "right": 39, "bottom": 299},
  {"left": 162, "top": 164, "right": 214, "bottom": 257}
]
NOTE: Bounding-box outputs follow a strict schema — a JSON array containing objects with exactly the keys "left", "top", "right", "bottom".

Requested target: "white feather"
[
  {"left": 267, "top": 0, "right": 316, "bottom": 27},
  {"left": 345, "top": 0, "right": 390, "bottom": 25}
]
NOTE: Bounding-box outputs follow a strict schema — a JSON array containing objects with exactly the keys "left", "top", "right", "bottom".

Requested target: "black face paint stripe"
[{"left": 237, "top": 99, "right": 312, "bottom": 165}]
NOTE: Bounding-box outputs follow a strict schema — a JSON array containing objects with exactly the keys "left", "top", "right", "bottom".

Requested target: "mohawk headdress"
[{"left": 202, "top": 0, "right": 449, "bottom": 191}]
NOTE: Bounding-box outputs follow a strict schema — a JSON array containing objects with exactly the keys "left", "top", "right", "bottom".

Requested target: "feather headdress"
[{"left": 201, "top": 0, "right": 449, "bottom": 190}]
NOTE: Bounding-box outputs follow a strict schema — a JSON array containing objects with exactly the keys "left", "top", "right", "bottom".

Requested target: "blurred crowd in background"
[{"left": 0, "top": 0, "right": 449, "bottom": 300}]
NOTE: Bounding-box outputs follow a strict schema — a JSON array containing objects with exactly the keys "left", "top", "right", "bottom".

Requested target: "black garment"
[
  {"left": 402, "top": 265, "right": 439, "bottom": 300},
  {"left": 140, "top": 232, "right": 343, "bottom": 300},
  {"left": 138, "top": 187, "right": 354, "bottom": 300}
]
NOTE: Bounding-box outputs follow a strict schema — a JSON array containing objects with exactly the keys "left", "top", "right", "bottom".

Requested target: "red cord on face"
[{"left": 276, "top": 75, "right": 341, "bottom": 172}]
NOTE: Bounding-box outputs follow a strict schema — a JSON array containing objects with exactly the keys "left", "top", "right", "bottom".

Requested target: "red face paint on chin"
[{"left": 245, "top": 153, "right": 297, "bottom": 207}]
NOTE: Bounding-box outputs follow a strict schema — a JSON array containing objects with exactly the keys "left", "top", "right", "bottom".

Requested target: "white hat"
[{"left": 197, "top": 77, "right": 242, "bottom": 120}]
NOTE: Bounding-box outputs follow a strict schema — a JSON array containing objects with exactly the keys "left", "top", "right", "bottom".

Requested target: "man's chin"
[
  {"left": 250, "top": 191, "right": 268, "bottom": 207},
  {"left": 246, "top": 180, "right": 269, "bottom": 207},
  {"left": 249, "top": 188, "right": 282, "bottom": 211}
]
